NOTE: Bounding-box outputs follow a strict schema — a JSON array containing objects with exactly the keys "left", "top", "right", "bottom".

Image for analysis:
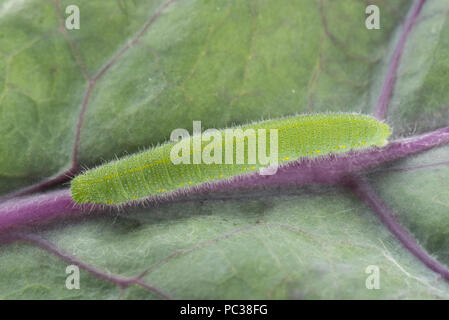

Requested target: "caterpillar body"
[{"left": 71, "top": 113, "right": 391, "bottom": 204}]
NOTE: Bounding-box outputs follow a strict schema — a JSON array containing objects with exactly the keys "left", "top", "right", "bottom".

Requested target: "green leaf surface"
[{"left": 1, "top": 0, "right": 449, "bottom": 299}]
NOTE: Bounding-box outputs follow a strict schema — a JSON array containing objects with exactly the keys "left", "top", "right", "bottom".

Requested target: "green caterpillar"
[{"left": 71, "top": 113, "right": 391, "bottom": 204}]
